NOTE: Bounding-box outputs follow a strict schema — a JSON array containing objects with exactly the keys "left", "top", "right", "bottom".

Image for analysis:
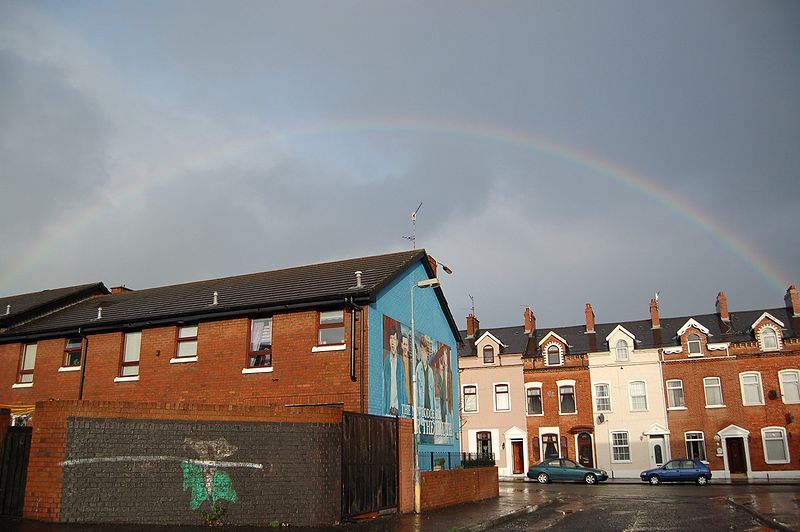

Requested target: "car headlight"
[{"left": 601, "top": 470, "right": 607, "bottom": 476}]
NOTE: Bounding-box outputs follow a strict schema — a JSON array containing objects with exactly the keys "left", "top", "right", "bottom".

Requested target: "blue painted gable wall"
[{"left": 368, "top": 259, "right": 460, "bottom": 458}]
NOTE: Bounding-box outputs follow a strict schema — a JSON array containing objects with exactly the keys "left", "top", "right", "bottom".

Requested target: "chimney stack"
[
  {"left": 427, "top": 255, "right": 438, "bottom": 275},
  {"left": 585, "top": 303, "right": 595, "bottom": 334},
  {"left": 786, "top": 285, "right": 800, "bottom": 317},
  {"left": 466, "top": 314, "right": 480, "bottom": 339},
  {"left": 524, "top": 307, "right": 536, "bottom": 336},
  {"left": 650, "top": 297, "right": 661, "bottom": 329},
  {"left": 110, "top": 286, "right": 133, "bottom": 294},
  {"left": 716, "top": 291, "right": 730, "bottom": 322}
]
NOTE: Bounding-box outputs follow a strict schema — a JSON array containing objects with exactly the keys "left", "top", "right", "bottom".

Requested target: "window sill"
[
  {"left": 12, "top": 383, "right": 33, "bottom": 389},
  {"left": 170, "top": 356, "right": 198, "bottom": 364},
  {"left": 312, "top": 344, "right": 346, "bottom": 353},
  {"left": 114, "top": 376, "right": 139, "bottom": 383},
  {"left": 58, "top": 366, "right": 81, "bottom": 372},
  {"left": 764, "top": 459, "right": 790, "bottom": 465},
  {"left": 242, "top": 366, "right": 274, "bottom": 374},
  {"left": 559, "top": 412, "right": 578, "bottom": 416},
  {"left": 688, "top": 354, "right": 704, "bottom": 358},
  {"left": 526, "top": 413, "right": 544, "bottom": 417},
  {"left": 463, "top": 410, "right": 478, "bottom": 415},
  {"left": 667, "top": 406, "right": 688, "bottom": 411},
  {"left": 705, "top": 404, "right": 726, "bottom": 409},
  {"left": 494, "top": 409, "right": 511, "bottom": 413},
  {"left": 611, "top": 460, "right": 632, "bottom": 464},
  {"left": 742, "top": 402, "right": 765, "bottom": 407}
]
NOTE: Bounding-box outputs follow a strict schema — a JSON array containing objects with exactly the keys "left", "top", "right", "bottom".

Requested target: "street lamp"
[{"left": 410, "top": 277, "right": 440, "bottom": 514}]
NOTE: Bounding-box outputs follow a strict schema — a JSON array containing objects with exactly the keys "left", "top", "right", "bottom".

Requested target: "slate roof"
[
  {"left": 523, "top": 306, "right": 799, "bottom": 357},
  {"left": 0, "top": 283, "right": 108, "bottom": 328},
  {"left": 458, "top": 325, "right": 530, "bottom": 356},
  {"left": 0, "top": 250, "right": 461, "bottom": 341}
]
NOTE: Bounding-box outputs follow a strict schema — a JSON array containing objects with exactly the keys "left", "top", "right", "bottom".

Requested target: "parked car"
[
  {"left": 527, "top": 458, "right": 609, "bottom": 485},
  {"left": 640, "top": 459, "right": 712, "bottom": 485}
]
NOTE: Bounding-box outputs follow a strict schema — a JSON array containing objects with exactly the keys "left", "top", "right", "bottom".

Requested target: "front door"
[
  {"left": 649, "top": 435, "right": 666, "bottom": 468},
  {"left": 726, "top": 437, "right": 747, "bottom": 474},
  {"left": 577, "top": 433, "right": 593, "bottom": 467},
  {"left": 511, "top": 441, "right": 524, "bottom": 474}
]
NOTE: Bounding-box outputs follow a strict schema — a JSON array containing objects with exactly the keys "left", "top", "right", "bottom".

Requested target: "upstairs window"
[
  {"left": 176, "top": 325, "right": 198, "bottom": 358},
  {"left": 120, "top": 332, "right": 141, "bottom": 377},
  {"left": 666, "top": 379, "right": 685, "bottom": 408},
  {"left": 483, "top": 345, "right": 495, "bottom": 364},
  {"left": 703, "top": 377, "right": 724, "bottom": 407},
  {"left": 779, "top": 370, "right": 800, "bottom": 404},
  {"left": 615, "top": 339, "right": 629, "bottom": 361},
  {"left": 64, "top": 338, "right": 82, "bottom": 367},
  {"left": 760, "top": 327, "right": 778, "bottom": 351},
  {"left": 687, "top": 334, "right": 702, "bottom": 355},
  {"left": 594, "top": 383, "right": 611, "bottom": 412},
  {"left": 319, "top": 310, "right": 344, "bottom": 345},
  {"left": 740, "top": 372, "right": 764, "bottom": 405},
  {"left": 18, "top": 343, "right": 37, "bottom": 383},
  {"left": 629, "top": 381, "right": 648, "bottom": 411},
  {"left": 546, "top": 345, "right": 561, "bottom": 366},
  {"left": 463, "top": 385, "right": 478, "bottom": 413},
  {"left": 526, "top": 386, "right": 543, "bottom": 415},
  {"left": 559, "top": 385, "right": 576, "bottom": 414},
  {"left": 249, "top": 318, "right": 273, "bottom": 368},
  {"left": 494, "top": 384, "right": 510, "bottom": 411}
]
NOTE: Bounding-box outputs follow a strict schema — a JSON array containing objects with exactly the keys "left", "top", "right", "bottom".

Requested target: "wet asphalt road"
[{"left": 489, "top": 482, "right": 797, "bottom": 531}]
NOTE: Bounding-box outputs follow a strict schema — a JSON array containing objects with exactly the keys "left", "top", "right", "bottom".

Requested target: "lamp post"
[{"left": 410, "top": 277, "right": 440, "bottom": 514}]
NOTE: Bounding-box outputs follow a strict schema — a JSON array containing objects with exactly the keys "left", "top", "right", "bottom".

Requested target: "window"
[
  {"left": 483, "top": 345, "right": 494, "bottom": 364},
  {"left": 64, "top": 338, "right": 82, "bottom": 367},
  {"left": 762, "top": 427, "right": 789, "bottom": 464},
  {"left": 526, "top": 386, "right": 543, "bottom": 415},
  {"left": 594, "top": 383, "right": 611, "bottom": 412},
  {"left": 542, "top": 434, "right": 559, "bottom": 459},
  {"left": 318, "top": 310, "right": 344, "bottom": 345},
  {"left": 615, "top": 339, "right": 629, "bottom": 361},
  {"left": 685, "top": 432, "right": 706, "bottom": 461},
  {"left": 546, "top": 345, "right": 561, "bottom": 366},
  {"left": 687, "top": 334, "right": 702, "bottom": 355},
  {"left": 120, "top": 332, "right": 141, "bottom": 377},
  {"left": 779, "top": 370, "right": 800, "bottom": 403},
  {"left": 760, "top": 327, "right": 778, "bottom": 351},
  {"left": 248, "top": 318, "right": 272, "bottom": 368},
  {"left": 477, "top": 431, "right": 492, "bottom": 455},
  {"left": 463, "top": 385, "right": 478, "bottom": 412},
  {"left": 629, "top": 381, "right": 648, "bottom": 411},
  {"left": 611, "top": 431, "right": 630, "bottom": 462},
  {"left": 176, "top": 325, "right": 198, "bottom": 358},
  {"left": 666, "top": 380, "right": 685, "bottom": 408},
  {"left": 740, "top": 372, "right": 764, "bottom": 405},
  {"left": 559, "top": 385, "right": 576, "bottom": 414},
  {"left": 703, "top": 377, "right": 724, "bottom": 407},
  {"left": 494, "top": 383, "right": 510, "bottom": 411},
  {"left": 18, "top": 343, "right": 37, "bottom": 383}
]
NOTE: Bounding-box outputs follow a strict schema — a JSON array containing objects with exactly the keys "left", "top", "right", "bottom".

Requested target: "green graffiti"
[{"left": 182, "top": 461, "right": 238, "bottom": 510}]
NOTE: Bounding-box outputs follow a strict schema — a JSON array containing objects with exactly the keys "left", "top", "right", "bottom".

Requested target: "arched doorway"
[{"left": 577, "top": 432, "right": 593, "bottom": 468}]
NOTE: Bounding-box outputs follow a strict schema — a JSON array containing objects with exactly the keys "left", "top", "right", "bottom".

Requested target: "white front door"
[{"left": 649, "top": 435, "right": 666, "bottom": 468}]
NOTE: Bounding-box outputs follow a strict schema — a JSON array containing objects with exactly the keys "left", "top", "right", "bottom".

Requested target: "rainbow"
[{"left": 0, "top": 116, "right": 791, "bottom": 294}]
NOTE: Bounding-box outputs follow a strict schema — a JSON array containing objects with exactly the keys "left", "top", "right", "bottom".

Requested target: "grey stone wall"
[{"left": 61, "top": 417, "right": 341, "bottom": 527}]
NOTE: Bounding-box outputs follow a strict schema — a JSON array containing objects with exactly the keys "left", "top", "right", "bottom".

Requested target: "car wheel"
[
  {"left": 696, "top": 475, "right": 709, "bottom": 486},
  {"left": 584, "top": 473, "right": 597, "bottom": 485},
  {"left": 537, "top": 473, "right": 550, "bottom": 484},
  {"left": 648, "top": 474, "right": 661, "bottom": 485}
]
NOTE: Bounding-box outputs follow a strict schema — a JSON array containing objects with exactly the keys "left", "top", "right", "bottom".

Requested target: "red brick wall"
[
  {"left": 398, "top": 417, "right": 414, "bottom": 514},
  {"left": 24, "top": 399, "right": 343, "bottom": 522},
  {"left": 0, "top": 307, "right": 369, "bottom": 415},
  {"left": 419, "top": 466, "right": 498, "bottom": 511}
]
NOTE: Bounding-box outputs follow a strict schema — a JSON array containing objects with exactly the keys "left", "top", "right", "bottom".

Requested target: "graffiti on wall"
[{"left": 382, "top": 314, "right": 454, "bottom": 444}]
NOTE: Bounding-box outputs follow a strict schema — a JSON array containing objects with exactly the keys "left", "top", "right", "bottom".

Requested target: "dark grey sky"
[{"left": 1, "top": 0, "right": 798, "bottom": 328}]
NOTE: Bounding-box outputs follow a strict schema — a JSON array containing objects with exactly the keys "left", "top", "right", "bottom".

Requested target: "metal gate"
[
  {"left": 0, "top": 427, "right": 33, "bottom": 517},
  {"left": 341, "top": 412, "right": 398, "bottom": 519}
]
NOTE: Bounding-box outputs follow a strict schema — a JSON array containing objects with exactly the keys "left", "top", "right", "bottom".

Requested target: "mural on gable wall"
[{"left": 382, "top": 314, "right": 454, "bottom": 444}]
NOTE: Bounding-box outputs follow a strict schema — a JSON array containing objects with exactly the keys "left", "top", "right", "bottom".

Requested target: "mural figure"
[
  {"left": 416, "top": 335, "right": 436, "bottom": 444},
  {"left": 382, "top": 316, "right": 407, "bottom": 415},
  {"left": 182, "top": 438, "right": 239, "bottom": 510},
  {"left": 400, "top": 328, "right": 413, "bottom": 411}
]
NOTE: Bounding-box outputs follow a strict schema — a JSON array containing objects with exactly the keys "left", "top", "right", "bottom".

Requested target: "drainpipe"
[
  {"left": 360, "top": 305, "right": 366, "bottom": 413},
  {"left": 77, "top": 328, "right": 90, "bottom": 400}
]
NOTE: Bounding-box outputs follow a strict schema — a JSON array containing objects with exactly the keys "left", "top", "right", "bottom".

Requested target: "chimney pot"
[
  {"left": 786, "top": 285, "right": 800, "bottom": 318},
  {"left": 466, "top": 314, "right": 480, "bottom": 339},
  {"left": 650, "top": 298, "right": 661, "bottom": 329},
  {"left": 584, "top": 303, "right": 595, "bottom": 334},
  {"left": 716, "top": 291, "right": 730, "bottom": 322}
]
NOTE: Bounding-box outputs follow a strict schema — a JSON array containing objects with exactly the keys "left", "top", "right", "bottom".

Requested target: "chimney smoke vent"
[
  {"left": 5, "top": 304, "right": 9, "bottom": 315},
  {"left": 213, "top": 291, "right": 218, "bottom": 306},
  {"left": 354, "top": 271, "right": 363, "bottom": 289},
  {"left": 96, "top": 306, "right": 103, "bottom": 320}
]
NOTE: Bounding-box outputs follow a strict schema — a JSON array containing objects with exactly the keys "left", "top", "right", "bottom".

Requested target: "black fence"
[{"left": 417, "top": 452, "right": 495, "bottom": 472}]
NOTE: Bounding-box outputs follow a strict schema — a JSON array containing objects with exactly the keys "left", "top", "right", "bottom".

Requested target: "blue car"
[{"left": 640, "top": 459, "right": 712, "bottom": 485}]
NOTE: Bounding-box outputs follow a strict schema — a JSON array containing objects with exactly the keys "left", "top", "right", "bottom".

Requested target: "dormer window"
[
  {"left": 615, "top": 340, "right": 629, "bottom": 361},
  {"left": 687, "top": 334, "right": 701, "bottom": 355},
  {"left": 760, "top": 327, "right": 778, "bottom": 351},
  {"left": 546, "top": 345, "right": 561, "bottom": 366},
  {"left": 483, "top": 345, "right": 495, "bottom": 364}
]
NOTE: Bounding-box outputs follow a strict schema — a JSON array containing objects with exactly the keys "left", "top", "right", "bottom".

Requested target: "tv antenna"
[
  {"left": 468, "top": 293, "right": 476, "bottom": 316},
  {"left": 402, "top": 202, "right": 423, "bottom": 249}
]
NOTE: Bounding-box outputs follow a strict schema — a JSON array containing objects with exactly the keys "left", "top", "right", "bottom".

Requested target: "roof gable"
[
  {"left": 475, "top": 330, "right": 507, "bottom": 348},
  {"left": 605, "top": 324, "right": 637, "bottom": 343},
  {"left": 677, "top": 318, "right": 710, "bottom": 336},
  {"left": 538, "top": 331, "right": 568, "bottom": 347},
  {"left": 750, "top": 312, "right": 785, "bottom": 330}
]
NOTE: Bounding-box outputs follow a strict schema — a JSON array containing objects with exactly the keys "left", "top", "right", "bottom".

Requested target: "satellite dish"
[{"left": 597, "top": 413, "right": 605, "bottom": 424}]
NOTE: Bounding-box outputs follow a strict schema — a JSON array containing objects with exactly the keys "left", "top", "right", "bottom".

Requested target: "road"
[{"left": 489, "top": 482, "right": 799, "bottom": 531}]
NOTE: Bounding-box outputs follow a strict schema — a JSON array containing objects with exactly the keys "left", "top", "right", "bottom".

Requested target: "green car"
[{"left": 527, "top": 458, "right": 609, "bottom": 485}]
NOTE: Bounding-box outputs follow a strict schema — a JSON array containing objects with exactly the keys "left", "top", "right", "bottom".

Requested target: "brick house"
[{"left": 0, "top": 250, "right": 462, "bottom": 460}]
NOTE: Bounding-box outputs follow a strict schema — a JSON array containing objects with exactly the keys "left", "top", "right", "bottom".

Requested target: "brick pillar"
[
  {"left": 397, "top": 418, "right": 414, "bottom": 513},
  {"left": 466, "top": 314, "right": 480, "bottom": 339},
  {"left": 786, "top": 285, "right": 800, "bottom": 317},
  {"left": 524, "top": 307, "right": 536, "bottom": 336},
  {"left": 584, "top": 304, "right": 595, "bottom": 334},
  {"left": 716, "top": 291, "right": 730, "bottom": 322},
  {"left": 650, "top": 298, "right": 661, "bottom": 329}
]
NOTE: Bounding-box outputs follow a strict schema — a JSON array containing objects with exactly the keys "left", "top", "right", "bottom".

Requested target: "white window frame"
[
  {"left": 703, "top": 377, "right": 724, "bottom": 408},
  {"left": 462, "top": 384, "right": 478, "bottom": 413},
  {"left": 593, "top": 382, "right": 612, "bottom": 412},
  {"left": 610, "top": 430, "right": 631, "bottom": 463},
  {"left": 685, "top": 432, "right": 707, "bottom": 462},
  {"left": 615, "top": 339, "right": 629, "bottom": 361},
  {"left": 557, "top": 379, "right": 577, "bottom": 415},
  {"left": 687, "top": 333, "right": 702, "bottom": 356},
  {"left": 493, "top": 382, "right": 511, "bottom": 412},
  {"left": 524, "top": 382, "right": 544, "bottom": 416},
  {"left": 759, "top": 326, "right": 779, "bottom": 351},
  {"left": 778, "top": 369, "right": 800, "bottom": 404},
  {"left": 739, "top": 371, "right": 764, "bottom": 406},
  {"left": 544, "top": 343, "right": 563, "bottom": 367},
  {"left": 628, "top": 380, "right": 648, "bottom": 412},
  {"left": 17, "top": 343, "right": 37, "bottom": 384},
  {"left": 761, "top": 426, "right": 790, "bottom": 465},
  {"left": 666, "top": 379, "right": 686, "bottom": 409}
]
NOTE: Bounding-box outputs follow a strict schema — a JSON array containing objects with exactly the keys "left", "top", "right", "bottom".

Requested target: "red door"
[{"left": 512, "top": 441, "right": 524, "bottom": 474}]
